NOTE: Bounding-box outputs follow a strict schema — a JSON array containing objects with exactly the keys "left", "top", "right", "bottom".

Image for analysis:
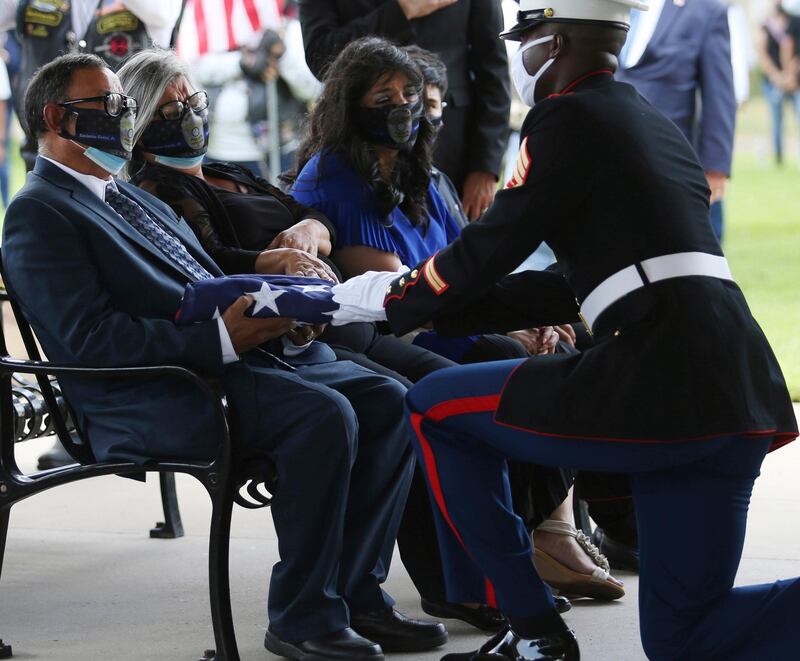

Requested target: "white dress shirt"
[
  {"left": 622, "top": 0, "right": 666, "bottom": 69},
  {"left": 39, "top": 156, "right": 239, "bottom": 364}
]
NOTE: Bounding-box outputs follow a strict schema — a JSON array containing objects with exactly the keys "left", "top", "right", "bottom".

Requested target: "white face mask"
[{"left": 512, "top": 35, "right": 556, "bottom": 108}]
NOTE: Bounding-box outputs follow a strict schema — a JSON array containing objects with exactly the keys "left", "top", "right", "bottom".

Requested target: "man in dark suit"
[
  {"left": 298, "top": 0, "right": 511, "bottom": 221},
  {"left": 2, "top": 53, "right": 447, "bottom": 660},
  {"left": 617, "top": 0, "right": 736, "bottom": 241}
]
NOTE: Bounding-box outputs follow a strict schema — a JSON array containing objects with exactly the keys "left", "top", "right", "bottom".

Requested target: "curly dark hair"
[{"left": 287, "top": 37, "right": 435, "bottom": 229}]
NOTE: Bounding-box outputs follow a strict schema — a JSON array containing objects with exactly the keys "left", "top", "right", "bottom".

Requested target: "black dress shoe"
[
  {"left": 350, "top": 607, "right": 448, "bottom": 652},
  {"left": 441, "top": 626, "right": 580, "bottom": 660},
  {"left": 420, "top": 597, "right": 570, "bottom": 632},
  {"left": 591, "top": 527, "right": 639, "bottom": 573},
  {"left": 37, "top": 441, "right": 76, "bottom": 470},
  {"left": 421, "top": 598, "right": 508, "bottom": 632},
  {"left": 264, "top": 626, "right": 383, "bottom": 659}
]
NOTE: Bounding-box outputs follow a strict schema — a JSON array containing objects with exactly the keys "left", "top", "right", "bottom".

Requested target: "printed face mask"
[
  {"left": 512, "top": 35, "right": 556, "bottom": 108},
  {"left": 60, "top": 107, "right": 136, "bottom": 159},
  {"left": 356, "top": 99, "right": 423, "bottom": 151},
  {"left": 140, "top": 107, "right": 209, "bottom": 159}
]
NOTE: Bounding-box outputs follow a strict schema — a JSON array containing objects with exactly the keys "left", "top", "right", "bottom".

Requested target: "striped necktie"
[{"left": 105, "top": 185, "right": 212, "bottom": 282}]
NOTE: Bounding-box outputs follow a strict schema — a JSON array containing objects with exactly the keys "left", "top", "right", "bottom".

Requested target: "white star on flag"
[
  {"left": 246, "top": 282, "right": 285, "bottom": 315},
  {"left": 299, "top": 284, "right": 331, "bottom": 294}
]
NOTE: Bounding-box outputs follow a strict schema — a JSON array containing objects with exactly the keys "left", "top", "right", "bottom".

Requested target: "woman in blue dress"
[{"left": 288, "top": 36, "right": 624, "bottom": 611}]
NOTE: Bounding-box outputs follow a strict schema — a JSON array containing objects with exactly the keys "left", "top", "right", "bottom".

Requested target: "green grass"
[
  {"left": 726, "top": 155, "right": 800, "bottom": 400},
  {"left": 1, "top": 99, "right": 799, "bottom": 397}
]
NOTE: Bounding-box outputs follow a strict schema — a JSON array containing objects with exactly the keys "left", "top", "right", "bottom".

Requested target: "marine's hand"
[
  {"left": 222, "top": 295, "right": 295, "bottom": 354},
  {"left": 397, "top": 0, "right": 459, "bottom": 20},
  {"left": 461, "top": 171, "right": 497, "bottom": 222},
  {"left": 255, "top": 248, "right": 339, "bottom": 283}
]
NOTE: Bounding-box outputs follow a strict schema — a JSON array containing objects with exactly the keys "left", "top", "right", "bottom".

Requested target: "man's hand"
[
  {"left": 461, "top": 171, "right": 497, "bottom": 222},
  {"left": 705, "top": 171, "right": 728, "bottom": 205},
  {"left": 255, "top": 248, "right": 339, "bottom": 283},
  {"left": 268, "top": 219, "right": 329, "bottom": 256},
  {"left": 508, "top": 327, "right": 559, "bottom": 356},
  {"left": 286, "top": 324, "right": 327, "bottom": 346},
  {"left": 222, "top": 295, "right": 295, "bottom": 355},
  {"left": 397, "top": 0, "right": 458, "bottom": 20}
]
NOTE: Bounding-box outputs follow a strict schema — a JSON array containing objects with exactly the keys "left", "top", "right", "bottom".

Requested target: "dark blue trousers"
[
  {"left": 224, "top": 353, "right": 414, "bottom": 643},
  {"left": 407, "top": 359, "right": 800, "bottom": 660}
]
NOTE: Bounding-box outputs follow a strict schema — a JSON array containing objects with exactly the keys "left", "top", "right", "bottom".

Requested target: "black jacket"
[
  {"left": 382, "top": 72, "right": 798, "bottom": 447},
  {"left": 298, "top": 0, "right": 510, "bottom": 188},
  {"left": 132, "top": 161, "right": 337, "bottom": 276}
]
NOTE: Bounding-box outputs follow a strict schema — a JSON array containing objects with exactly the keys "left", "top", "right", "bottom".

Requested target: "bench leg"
[
  {"left": 205, "top": 484, "right": 239, "bottom": 661},
  {"left": 1, "top": 508, "right": 13, "bottom": 658},
  {"left": 150, "top": 472, "right": 185, "bottom": 539}
]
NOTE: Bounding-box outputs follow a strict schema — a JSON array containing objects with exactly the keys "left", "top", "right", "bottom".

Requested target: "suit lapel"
[
  {"left": 647, "top": 0, "right": 683, "bottom": 52},
  {"left": 123, "top": 184, "right": 224, "bottom": 277},
  {"left": 33, "top": 159, "right": 196, "bottom": 283}
]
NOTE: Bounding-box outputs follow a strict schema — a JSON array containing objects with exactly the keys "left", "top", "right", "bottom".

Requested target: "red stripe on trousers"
[{"left": 410, "top": 411, "right": 499, "bottom": 609}]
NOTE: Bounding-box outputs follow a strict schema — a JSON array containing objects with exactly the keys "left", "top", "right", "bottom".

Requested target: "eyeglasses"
[
  {"left": 59, "top": 92, "right": 137, "bottom": 117},
  {"left": 157, "top": 90, "right": 209, "bottom": 121}
]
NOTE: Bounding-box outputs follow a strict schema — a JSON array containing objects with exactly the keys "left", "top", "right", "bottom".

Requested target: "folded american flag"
[{"left": 175, "top": 275, "right": 339, "bottom": 325}]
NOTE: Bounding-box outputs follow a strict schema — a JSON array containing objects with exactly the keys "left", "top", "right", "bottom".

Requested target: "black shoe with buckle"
[
  {"left": 350, "top": 607, "right": 448, "bottom": 653},
  {"left": 441, "top": 626, "right": 580, "bottom": 660},
  {"left": 264, "top": 626, "right": 384, "bottom": 659},
  {"left": 420, "top": 596, "right": 570, "bottom": 633}
]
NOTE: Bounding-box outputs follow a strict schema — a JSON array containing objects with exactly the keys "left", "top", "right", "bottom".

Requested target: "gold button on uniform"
[
  {"left": 411, "top": 270, "right": 419, "bottom": 279},
  {"left": 398, "top": 278, "right": 405, "bottom": 287},
  {"left": 544, "top": 7, "right": 554, "bottom": 17}
]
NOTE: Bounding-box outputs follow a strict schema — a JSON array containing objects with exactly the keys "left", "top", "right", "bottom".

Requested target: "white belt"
[{"left": 579, "top": 252, "right": 734, "bottom": 332}]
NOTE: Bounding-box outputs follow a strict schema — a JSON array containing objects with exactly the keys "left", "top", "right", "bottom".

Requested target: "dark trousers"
[
  {"left": 321, "top": 323, "right": 572, "bottom": 602},
  {"left": 406, "top": 359, "right": 799, "bottom": 659},
  {"left": 223, "top": 355, "right": 414, "bottom": 643}
]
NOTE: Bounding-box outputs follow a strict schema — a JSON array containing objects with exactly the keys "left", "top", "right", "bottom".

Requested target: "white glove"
[{"left": 328, "top": 269, "right": 408, "bottom": 326}]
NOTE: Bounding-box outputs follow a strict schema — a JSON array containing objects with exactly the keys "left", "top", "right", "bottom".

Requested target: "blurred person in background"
[
  {"left": 757, "top": 0, "right": 800, "bottom": 165},
  {"left": 193, "top": 26, "right": 319, "bottom": 179},
  {"left": 0, "top": 29, "right": 19, "bottom": 207},
  {"left": 298, "top": 0, "right": 511, "bottom": 222},
  {"left": 9, "top": 0, "right": 183, "bottom": 171},
  {"left": 618, "top": 0, "right": 736, "bottom": 242}
]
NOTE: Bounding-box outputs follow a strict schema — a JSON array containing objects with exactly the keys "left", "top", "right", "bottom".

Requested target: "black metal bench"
[{"left": 0, "top": 254, "right": 276, "bottom": 660}]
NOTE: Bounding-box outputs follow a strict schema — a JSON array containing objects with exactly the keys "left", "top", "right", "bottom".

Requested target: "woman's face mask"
[
  {"left": 356, "top": 100, "right": 423, "bottom": 151},
  {"left": 140, "top": 91, "right": 209, "bottom": 168}
]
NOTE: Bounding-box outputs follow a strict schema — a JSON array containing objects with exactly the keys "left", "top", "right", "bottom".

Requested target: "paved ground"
[{"left": 3, "top": 408, "right": 800, "bottom": 661}]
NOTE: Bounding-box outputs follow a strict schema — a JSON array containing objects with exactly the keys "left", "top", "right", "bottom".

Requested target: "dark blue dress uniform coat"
[{"left": 383, "top": 71, "right": 798, "bottom": 448}]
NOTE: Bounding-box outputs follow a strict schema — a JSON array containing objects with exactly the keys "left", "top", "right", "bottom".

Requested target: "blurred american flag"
[{"left": 176, "top": 0, "right": 283, "bottom": 61}]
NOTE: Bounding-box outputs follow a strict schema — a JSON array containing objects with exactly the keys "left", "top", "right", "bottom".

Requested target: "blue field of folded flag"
[{"left": 176, "top": 275, "right": 338, "bottom": 325}]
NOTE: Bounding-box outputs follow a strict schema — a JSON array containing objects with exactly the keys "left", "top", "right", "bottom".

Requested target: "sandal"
[{"left": 532, "top": 520, "right": 625, "bottom": 601}]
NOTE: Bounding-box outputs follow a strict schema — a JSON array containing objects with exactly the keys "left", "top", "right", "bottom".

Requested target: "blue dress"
[
  {"left": 291, "top": 151, "right": 462, "bottom": 267},
  {"left": 291, "top": 151, "right": 475, "bottom": 361}
]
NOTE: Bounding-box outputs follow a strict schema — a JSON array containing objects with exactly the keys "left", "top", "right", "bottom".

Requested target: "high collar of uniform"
[{"left": 549, "top": 70, "right": 615, "bottom": 98}]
